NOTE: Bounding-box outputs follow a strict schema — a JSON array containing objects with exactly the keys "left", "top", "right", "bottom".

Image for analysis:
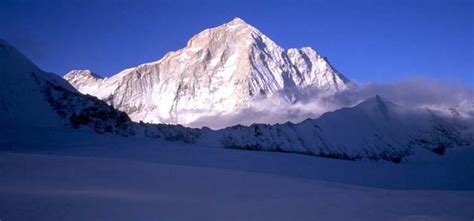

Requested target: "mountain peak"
[
  {"left": 353, "top": 95, "right": 401, "bottom": 119},
  {"left": 373, "top": 95, "right": 389, "bottom": 105},
  {"left": 185, "top": 17, "right": 260, "bottom": 49},
  {"left": 64, "top": 70, "right": 102, "bottom": 80},
  {"left": 0, "top": 39, "right": 39, "bottom": 79},
  {"left": 359, "top": 95, "right": 388, "bottom": 106},
  {"left": 228, "top": 17, "right": 247, "bottom": 25},
  {"left": 221, "top": 17, "right": 258, "bottom": 33}
]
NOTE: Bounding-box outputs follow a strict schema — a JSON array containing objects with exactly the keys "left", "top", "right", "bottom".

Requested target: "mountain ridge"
[{"left": 217, "top": 94, "right": 473, "bottom": 162}]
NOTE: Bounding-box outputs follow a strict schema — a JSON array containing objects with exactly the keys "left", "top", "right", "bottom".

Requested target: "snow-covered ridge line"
[
  {"left": 63, "top": 17, "right": 350, "bottom": 128},
  {"left": 217, "top": 95, "right": 473, "bottom": 163},
  {"left": 49, "top": 73, "right": 474, "bottom": 163},
  {"left": 45, "top": 75, "right": 474, "bottom": 163},
  {"left": 2, "top": 38, "right": 472, "bottom": 163}
]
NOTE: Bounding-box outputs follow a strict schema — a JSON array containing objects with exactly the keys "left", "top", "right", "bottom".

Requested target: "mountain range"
[{"left": 0, "top": 18, "right": 472, "bottom": 163}]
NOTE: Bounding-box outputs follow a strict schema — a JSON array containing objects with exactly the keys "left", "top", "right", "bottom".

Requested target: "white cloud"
[{"left": 188, "top": 78, "right": 474, "bottom": 129}]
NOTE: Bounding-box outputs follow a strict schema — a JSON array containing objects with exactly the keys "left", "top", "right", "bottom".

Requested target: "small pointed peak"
[
  {"left": 363, "top": 95, "right": 386, "bottom": 105},
  {"left": 225, "top": 17, "right": 253, "bottom": 28},
  {"left": 64, "top": 70, "right": 102, "bottom": 80},
  {"left": 230, "top": 17, "right": 247, "bottom": 24},
  {"left": 300, "top": 46, "right": 321, "bottom": 55},
  {"left": 359, "top": 95, "right": 399, "bottom": 111},
  {"left": 374, "top": 95, "right": 388, "bottom": 104},
  {"left": 354, "top": 95, "right": 391, "bottom": 118},
  {"left": 185, "top": 17, "right": 258, "bottom": 48}
]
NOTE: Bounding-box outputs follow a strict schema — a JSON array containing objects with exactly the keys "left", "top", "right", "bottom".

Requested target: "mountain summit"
[{"left": 64, "top": 17, "right": 350, "bottom": 127}]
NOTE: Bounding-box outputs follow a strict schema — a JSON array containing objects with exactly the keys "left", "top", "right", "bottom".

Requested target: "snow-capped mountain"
[
  {"left": 64, "top": 17, "right": 349, "bottom": 127},
  {"left": 0, "top": 39, "right": 72, "bottom": 127},
  {"left": 0, "top": 39, "right": 136, "bottom": 135},
  {"left": 216, "top": 95, "right": 473, "bottom": 162},
  {"left": 2, "top": 39, "right": 471, "bottom": 162}
]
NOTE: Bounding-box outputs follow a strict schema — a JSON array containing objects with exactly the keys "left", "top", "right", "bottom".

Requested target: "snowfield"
[{"left": 1, "top": 128, "right": 473, "bottom": 221}]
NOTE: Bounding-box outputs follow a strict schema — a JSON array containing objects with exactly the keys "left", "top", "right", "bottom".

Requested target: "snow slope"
[
  {"left": 0, "top": 39, "right": 72, "bottom": 127},
  {"left": 0, "top": 129, "right": 473, "bottom": 221},
  {"left": 64, "top": 17, "right": 349, "bottom": 127},
  {"left": 1, "top": 152, "right": 472, "bottom": 221},
  {"left": 0, "top": 39, "right": 140, "bottom": 136},
  {"left": 217, "top": 96, "right": 473, "bottom": 162}
]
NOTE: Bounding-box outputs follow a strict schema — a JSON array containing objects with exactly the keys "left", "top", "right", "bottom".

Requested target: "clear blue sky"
[{"left": 1, "top": 0, "right": 472, "bottom": 86}]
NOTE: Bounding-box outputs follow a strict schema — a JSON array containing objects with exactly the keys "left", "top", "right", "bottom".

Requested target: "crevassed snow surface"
[{"left": 1, "top": 128, "right": 474, "bottom": 221}]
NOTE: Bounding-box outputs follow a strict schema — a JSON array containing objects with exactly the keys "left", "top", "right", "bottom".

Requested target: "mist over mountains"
[{"left": 62, "top": 18, "right": 473, "bottom": 129}]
